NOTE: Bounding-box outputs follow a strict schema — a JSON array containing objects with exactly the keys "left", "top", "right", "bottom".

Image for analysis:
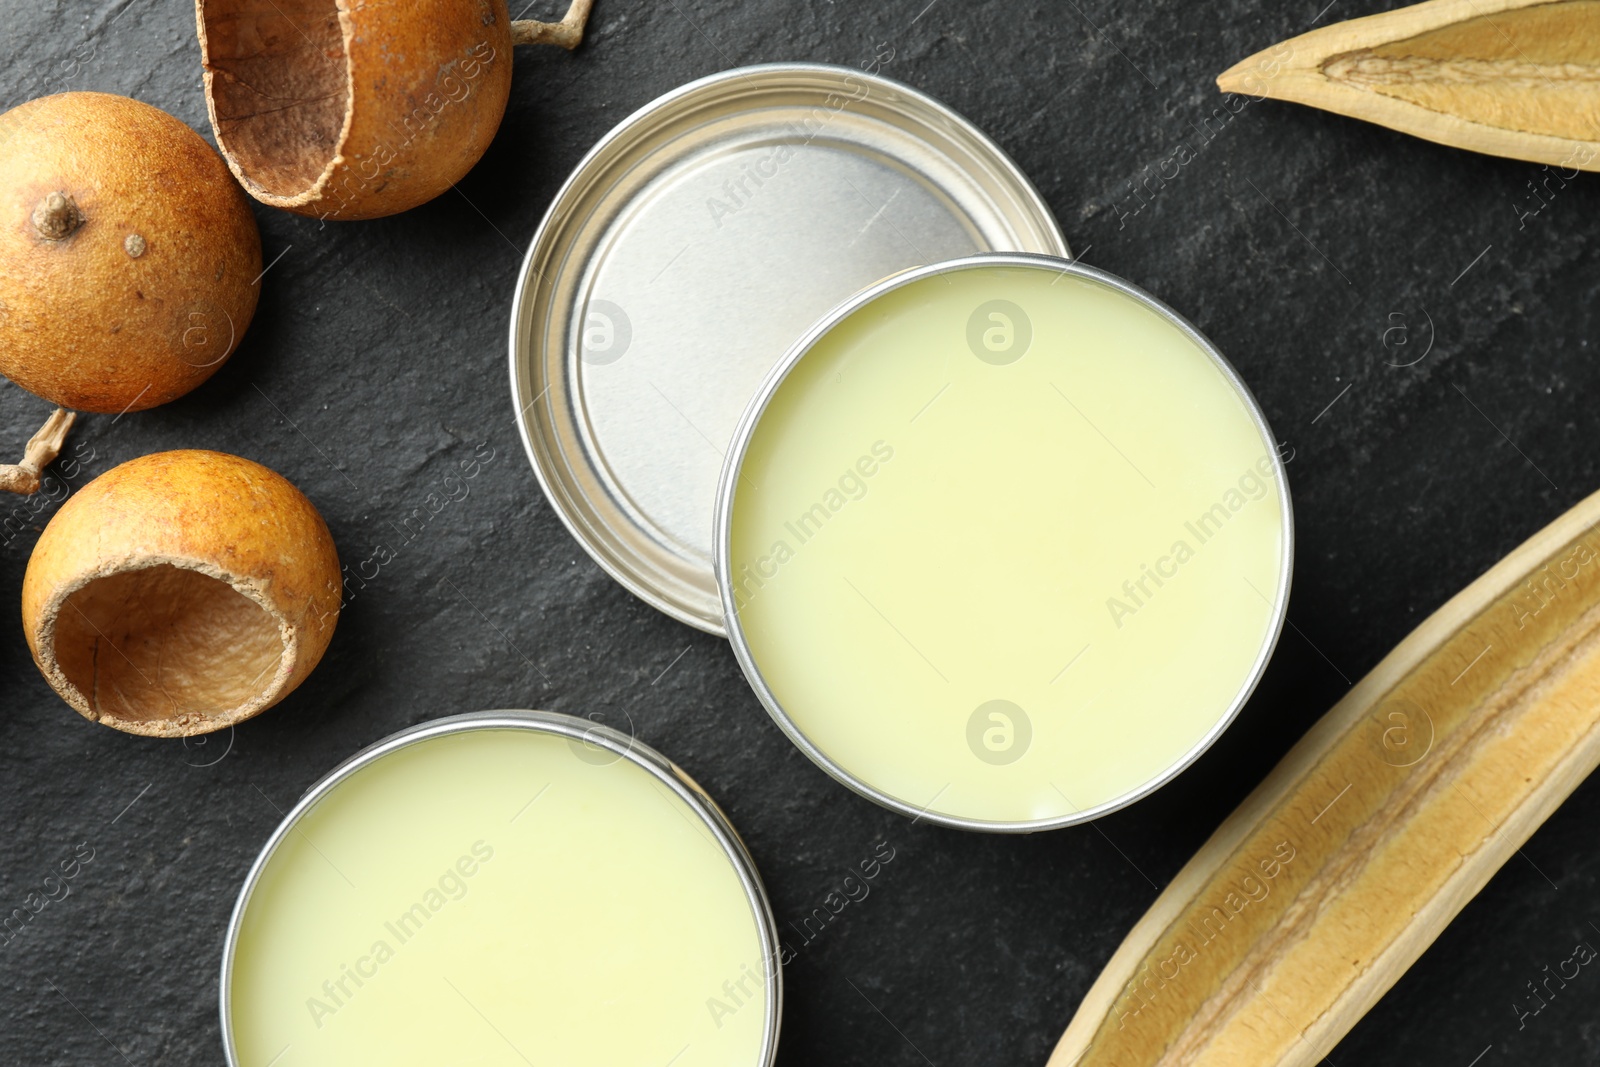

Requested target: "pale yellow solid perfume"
[
  {"left": 720, "top": 256, "right": 1290, "bottom": 829},
  {"left": 226, "top": 715, "right": 777, "bottom": 1067}
]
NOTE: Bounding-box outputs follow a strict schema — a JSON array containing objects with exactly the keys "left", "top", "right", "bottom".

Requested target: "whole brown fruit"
[
  {"left": 0, "top": 92, "right": 262, "bottom": 413},
  {"left": 196, "top": 0, "right": 590, "bottom": 221}
]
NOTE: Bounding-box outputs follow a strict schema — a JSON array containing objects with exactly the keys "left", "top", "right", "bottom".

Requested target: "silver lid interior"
[{"left": 511, "top": 63, "right": 1068, "bottom": 633}]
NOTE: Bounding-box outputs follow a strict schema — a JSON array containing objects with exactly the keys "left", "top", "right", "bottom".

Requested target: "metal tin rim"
[
  {"left": 713, "top": 252, "right": 1295, "bottom": 833},
  {"left": 509, "top": 63, "right": 1069, "bottom": 636},
  {"left": 218, "top": 710, "right": 783, "bottom": 1065}
]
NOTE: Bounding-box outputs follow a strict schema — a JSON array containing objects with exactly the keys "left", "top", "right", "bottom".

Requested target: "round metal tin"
[
  {"left": 511, "top": 63, "right": 1068, "bottom": 634},
  {"left": 714, "top": 254, "right": 1294, "bottom": 833},
  {"left": 220, "top": 710, "right": 782, "bottom": 1066}
]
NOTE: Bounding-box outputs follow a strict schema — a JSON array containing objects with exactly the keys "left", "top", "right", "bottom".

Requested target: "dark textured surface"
[{"left": 1, "top": 1, "right": 1598, "bottom": 1064}]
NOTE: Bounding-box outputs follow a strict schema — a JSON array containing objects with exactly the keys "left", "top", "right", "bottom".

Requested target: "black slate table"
[{"left": 2, "top": 2, "right": 1597, "bottom": 1064}]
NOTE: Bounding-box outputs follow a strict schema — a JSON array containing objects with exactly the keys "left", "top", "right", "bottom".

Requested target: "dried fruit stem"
[
  {"left": 511, "top": 0, "right": 592, "bottom": 49},
  {"left": 31, "top": 192, "right": 84, "bottom": 240},
  {"left": 0, "top": 408, "right": 76, "bottom": 495}
]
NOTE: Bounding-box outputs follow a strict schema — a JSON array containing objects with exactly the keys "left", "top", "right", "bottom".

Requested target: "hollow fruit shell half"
[
  {"left": 196, "top": 0, "right": 517, "bottom": 220},
  {"left": 22, "top": 450, "right": 341, "bottom": 737}
]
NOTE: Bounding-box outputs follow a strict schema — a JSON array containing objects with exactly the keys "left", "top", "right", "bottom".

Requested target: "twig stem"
[
  {"left": 0, "top": 408, "right": 76, "bottom": 495},
  {"left": 511, "top": 0, "right": 593, "bottom": 49}
]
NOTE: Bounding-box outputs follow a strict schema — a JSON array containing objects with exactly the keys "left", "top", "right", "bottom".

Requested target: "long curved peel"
[
  {"left": 1050, "top": 486, "right": 1600, "bottom": 1066},
  {"left": 1218, "top": 0, "right": 1600, "bottom": 172}
]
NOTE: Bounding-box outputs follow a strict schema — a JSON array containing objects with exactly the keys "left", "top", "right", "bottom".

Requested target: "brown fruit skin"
[
  {"left": 0, "top": 93, "right": 262, "bottom": 413},
  {"left": 197, "top": 0, "right": 515, "bottom": 221},
  {"left": 22, "top": 450, "right": 341, "bottom": 737}
]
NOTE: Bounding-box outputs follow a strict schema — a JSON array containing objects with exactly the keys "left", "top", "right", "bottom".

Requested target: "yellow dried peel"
[{"left": 1219, "top": 0, "right": 1600, "bottom": 171}]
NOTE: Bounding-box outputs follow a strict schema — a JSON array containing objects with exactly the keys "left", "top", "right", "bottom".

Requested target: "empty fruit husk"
[
  {"left": 22, "top": 450, "right": 342, "bottom": 737},
  {"left": 196, "top": 0, "right": 593, "bottom": 220}
]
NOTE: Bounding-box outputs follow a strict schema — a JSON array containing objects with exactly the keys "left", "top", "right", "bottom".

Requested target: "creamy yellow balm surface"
[
  {"left": 725, "top": 260, "right": 1288, "bottom": 827},
  {"left": 228, "top": 724, "right": 772, "bottom": 1066}
]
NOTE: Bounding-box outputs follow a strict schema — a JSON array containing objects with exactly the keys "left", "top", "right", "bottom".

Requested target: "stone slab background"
[{"left": 0, "top": 1, "right": 1596, "bottom": 1064}]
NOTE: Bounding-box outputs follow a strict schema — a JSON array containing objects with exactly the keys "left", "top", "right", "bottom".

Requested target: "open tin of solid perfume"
[
  {"left": 714, "top": 256, "right": 1293, "bottom": 831},
  {"left": 510, "top": 63, "right": 1067, "bottom": 634},
  {"left": 221, "top": 711, "right": 780, "bottom": 1066},
  {"left": 511, "top": 64, "right": 1293, "bottom": 830}
]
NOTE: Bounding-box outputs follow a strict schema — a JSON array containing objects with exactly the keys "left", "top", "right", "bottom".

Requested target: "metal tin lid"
[
  {"left": 221, "top": 711, "right": 781, "bottom": 1066},
  {"left": 511, "top": 64, "right": 1068, "bottom": 634},
  {"left": 715, "top": 255, "right": 1294, "bottom": 832}
]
